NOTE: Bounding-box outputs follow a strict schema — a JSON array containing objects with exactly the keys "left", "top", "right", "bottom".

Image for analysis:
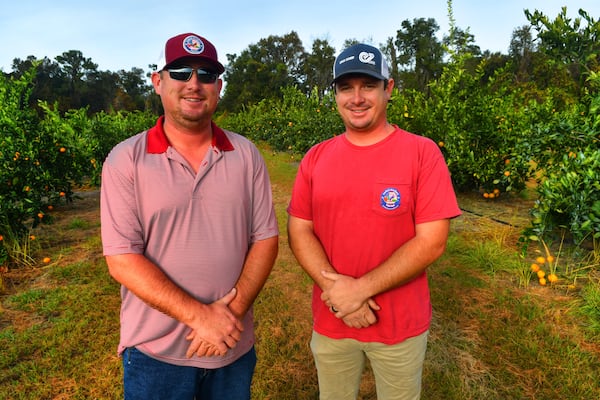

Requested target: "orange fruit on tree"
[
  {"left": 537, "top": 270, "right": 546, "bottom": 279},
  {"left": 535, "top": 256, "right": 546, "bottom": 264}
]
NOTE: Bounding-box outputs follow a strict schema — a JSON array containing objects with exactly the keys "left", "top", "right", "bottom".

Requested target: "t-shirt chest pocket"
[{"left": 371, "top": 182, "right": 413, "bottom": 217}]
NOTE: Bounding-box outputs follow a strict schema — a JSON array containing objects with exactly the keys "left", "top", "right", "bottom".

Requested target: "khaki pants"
[{"left": 310, "top": 330, "right": 428, "bottom": 400}]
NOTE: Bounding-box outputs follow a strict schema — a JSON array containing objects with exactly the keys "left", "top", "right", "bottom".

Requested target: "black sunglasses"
[{"left": 166, "top": 67, "right": 219, "bottom": 83}]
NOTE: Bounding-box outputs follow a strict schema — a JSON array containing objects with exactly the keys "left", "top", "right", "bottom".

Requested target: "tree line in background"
[
  {"left": 3, "top": 6, "right": 597, "bottom": 116},
  {"left": 1, "top": 4, "right": 599, "bottom": 272}
]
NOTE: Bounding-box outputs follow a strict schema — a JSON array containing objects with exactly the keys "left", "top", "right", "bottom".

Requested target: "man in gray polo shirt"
[{"left": 100, "top": 33, "right": 279, "bottom": 400}]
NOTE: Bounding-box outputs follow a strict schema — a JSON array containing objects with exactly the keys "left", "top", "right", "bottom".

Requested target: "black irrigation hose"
[{"left": 459, "top": 207, "right": 521, "bottom": 228}]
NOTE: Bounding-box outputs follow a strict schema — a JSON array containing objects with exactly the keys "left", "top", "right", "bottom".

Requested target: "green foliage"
[
  {"left": 220, "top": 32, "right": 309, "bottom": 113},
  {"left": 220, "top": 86, "right": 344, "bottom": 154},
  {"left": 527, "top": 147, "right": 600, "bottom": 246},
  {"left": 10, "top": 53, "right": 154, "bottom": 114},
  {"left": 394, "top": 17, "right": 445, "bottom": 91},
  {"left": 84, "top": 110, "right": 157, "bottom": 184},
  {"left": 390, "top": 56, "right": 543, "bottom": 195},
  {"left": 0, "top": 70, "right": 64, "bottom": 240},
  {"left": 0, "top": 70, "right": 155, "bottom": 266},
  {"left": 526, "top": 6, "right": 600, "bottom": 93},
  {"left": 579, "top": 278, "right": 600, "bottom": 337},
  {"left": 522, "top": 74, "right": 600, "bottom": 251}
]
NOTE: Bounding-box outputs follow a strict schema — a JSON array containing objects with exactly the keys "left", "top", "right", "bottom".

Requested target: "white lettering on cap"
[{"left": 338, "top": 55, "right": 355, "bottom": 65}]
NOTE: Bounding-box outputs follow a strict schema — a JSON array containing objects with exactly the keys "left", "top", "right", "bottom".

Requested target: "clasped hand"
[
  {"left": 185, "top": 288, "right": 244, "bottom": 358},
  {"left": 320, "top": 271, "right": 380, "bottom": 328}
]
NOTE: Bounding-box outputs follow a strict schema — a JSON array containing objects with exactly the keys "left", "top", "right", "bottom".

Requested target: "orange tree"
[
  {"left": 0, "top": 70, "right": 92, "bottom": 253},
  {"left": 0, "top": 68, "right": 156, "bottom": 266},
  {"left": 523, "top": 73, "right": 600, "bottom": 252},
  {"left": 387, "top": 54, "right": 555, "bottom": 196}
]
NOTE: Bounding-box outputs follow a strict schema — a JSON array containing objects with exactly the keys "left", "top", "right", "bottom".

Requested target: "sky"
[{"left": 1, "top": 0, "right": 599, "bottom": 74}]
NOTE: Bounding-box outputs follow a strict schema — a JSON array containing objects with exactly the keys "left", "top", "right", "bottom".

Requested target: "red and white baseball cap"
[{"left": 156, "top": 33, "right": 225, "bottom": 74}]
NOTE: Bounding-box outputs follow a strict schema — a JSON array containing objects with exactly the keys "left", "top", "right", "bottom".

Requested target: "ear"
[
  {"left": 385, "top": 78, "right": 395, "bottom": 99},
  {"left": 151, "top": 71, "right": 162, "bottom": 94}
]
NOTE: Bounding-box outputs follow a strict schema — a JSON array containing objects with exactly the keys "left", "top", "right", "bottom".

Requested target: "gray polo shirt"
[{"left": 100, "top": 116, "right": 278, "bottom": 368}]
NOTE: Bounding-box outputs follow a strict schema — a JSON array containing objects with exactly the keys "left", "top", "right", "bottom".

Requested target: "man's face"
[
  {"left": 152, "top": 62, "right": 223, "bottom": 129},
  {"left": 334, "top": 74, "right": 393, "bottom": 134}
]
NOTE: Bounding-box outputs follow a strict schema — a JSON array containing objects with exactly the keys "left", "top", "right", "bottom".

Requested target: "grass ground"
[{"left": 1, "top": 148, "right": 599, "bottom": 399}]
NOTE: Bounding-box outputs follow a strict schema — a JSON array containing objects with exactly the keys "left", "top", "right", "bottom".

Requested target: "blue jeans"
[{"left": 122, "top": 346, "right": 256, "bottom": 400}]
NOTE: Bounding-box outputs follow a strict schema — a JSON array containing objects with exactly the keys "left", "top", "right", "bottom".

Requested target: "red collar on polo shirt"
[{"left": 146, "top": 115, "right": 235, "bottom": 153}]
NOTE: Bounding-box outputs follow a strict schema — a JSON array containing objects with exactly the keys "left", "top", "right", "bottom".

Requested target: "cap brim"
[
  {"left": 331, "top": 70, "right": 387, "bottom": 84},
  {"left": 162, "top": 56, "right": 225, "bottom": 74}
]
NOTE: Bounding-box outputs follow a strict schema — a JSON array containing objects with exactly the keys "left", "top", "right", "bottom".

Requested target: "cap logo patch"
[
  {"left": 358, "top": 51, "right": 376, "bottom": 65},
  {"left": 182, "top": 35, "right": 205, "bottom": 55},
  {"left": 380, "top": 188, "right": 401, "bottom": 210}
]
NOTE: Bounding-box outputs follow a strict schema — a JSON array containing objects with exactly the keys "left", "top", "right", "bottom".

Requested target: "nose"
[
  {"left": 184, "top": 71, "right": 210, "bottom": 91},
  {"left": 350, "top": 87, "right": 366, "bottom": 103},
  {"left": 189, "top": 69, "right": 204, "bottom": 84}
]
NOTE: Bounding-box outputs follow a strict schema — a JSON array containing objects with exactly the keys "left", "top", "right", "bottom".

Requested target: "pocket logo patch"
[{"left": 380, "top": 188, "right": 401, "bottom": 210}]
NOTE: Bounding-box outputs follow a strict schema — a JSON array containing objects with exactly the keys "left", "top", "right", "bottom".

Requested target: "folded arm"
[
  {"left": 106, "top": 253, "right": 243, "bottom": 357},
  {"left": 320, "top": 219, "right": 452, "bottom": 317},
  {"left": 287, "top": 215, "right": 379, "bottom": 328},
  {"left": 228, "top": 235, "right": 279, "bottom": 319}
]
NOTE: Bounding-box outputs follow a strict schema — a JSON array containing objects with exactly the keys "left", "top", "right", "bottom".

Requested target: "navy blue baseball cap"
[{"left": 332, "top": 43, "right": 390, "bottom": 83}]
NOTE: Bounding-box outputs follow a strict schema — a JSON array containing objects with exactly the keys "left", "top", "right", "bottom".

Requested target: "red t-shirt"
[{"left": 288, "top": 126, "right": 461, "bottom": 344}]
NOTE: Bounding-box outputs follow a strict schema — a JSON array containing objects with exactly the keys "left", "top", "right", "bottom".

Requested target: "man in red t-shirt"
[{"left": 287, "top": 43, "right": 461, "bottom": 400}]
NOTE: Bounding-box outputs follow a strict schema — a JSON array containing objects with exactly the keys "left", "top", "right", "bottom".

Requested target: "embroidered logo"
[
  {"left": 358, "top": 51, "right": 376, "bottom": 65},
  {"left": 183, "top": 35, "right": 205, "bottom": 55},
  {"left": 380, "top": 188, "right": 401, "bottom": 210}
]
